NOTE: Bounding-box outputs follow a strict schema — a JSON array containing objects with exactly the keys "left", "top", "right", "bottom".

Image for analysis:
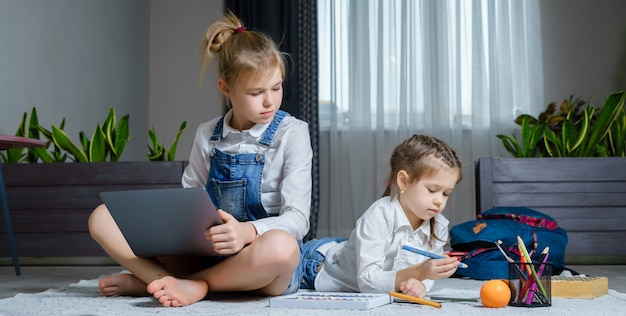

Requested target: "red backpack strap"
[{"left": 460, "top": 247, "right": 496, "bottom": 260}]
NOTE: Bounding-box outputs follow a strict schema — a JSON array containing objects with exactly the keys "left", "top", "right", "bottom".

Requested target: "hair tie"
[{"left": 235, "top": 26, "right": 246, "bottom": 33}]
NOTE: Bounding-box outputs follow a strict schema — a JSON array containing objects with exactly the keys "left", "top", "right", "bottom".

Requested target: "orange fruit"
[{"left": 480, "top": 279, "right": 511, "bottom": 308}]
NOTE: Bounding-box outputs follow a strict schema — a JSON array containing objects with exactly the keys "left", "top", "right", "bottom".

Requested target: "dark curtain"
[{"left": 224, "top": 0, "right": 319, "bottom": 241}]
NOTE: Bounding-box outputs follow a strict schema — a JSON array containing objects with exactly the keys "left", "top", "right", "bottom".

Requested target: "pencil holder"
[{"left": 507, "top": 262, "right": 552, "bottom": 307}]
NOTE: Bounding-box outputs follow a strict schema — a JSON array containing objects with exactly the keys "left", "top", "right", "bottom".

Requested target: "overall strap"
[
  {"left": 258, "top": 110, "right": 289, "bottom": 147},
  {"left": 209, "top": 116, "right": 225, "bottom": 143}
]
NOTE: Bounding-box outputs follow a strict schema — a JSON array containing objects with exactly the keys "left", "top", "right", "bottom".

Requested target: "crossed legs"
[{"left": 88, "top": 204, "right": 300, "bottom": 307}]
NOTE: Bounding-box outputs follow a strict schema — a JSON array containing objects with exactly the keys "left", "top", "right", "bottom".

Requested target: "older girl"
[{"left": 89, "top": 12, "right": 312, "bottom": 307}]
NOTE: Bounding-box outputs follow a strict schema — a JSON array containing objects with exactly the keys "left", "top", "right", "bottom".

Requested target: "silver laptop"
[{"left": 99, "top": 187, "right": 223, "bottom": 257}]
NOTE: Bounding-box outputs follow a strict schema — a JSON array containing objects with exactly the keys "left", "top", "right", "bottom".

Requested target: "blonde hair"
[
  {"left": 382, "top": 134, "right": 463, "bottom": 246},
  {"left": 200, "top": 12, "right": 286, "bottom": 93}
]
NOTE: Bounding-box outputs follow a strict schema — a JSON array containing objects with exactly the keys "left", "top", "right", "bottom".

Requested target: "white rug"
[{"left": 0, "top": 275, "right": 625, "bottom": 316}]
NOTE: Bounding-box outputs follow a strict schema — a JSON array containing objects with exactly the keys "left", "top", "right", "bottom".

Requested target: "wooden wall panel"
[
  {"left": 475, "top": 157, "right": 626, "bottom": 263},
  {"left": 1, "top": 161, "right": 187, "bottom": 257}
]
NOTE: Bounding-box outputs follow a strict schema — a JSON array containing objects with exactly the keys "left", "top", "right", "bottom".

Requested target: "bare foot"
[
  {"left": 147, "top": 276, "right": 209, "bottom": 307},
  {"left": 98, "top": 273, "right": 149, "bottom": 297}
]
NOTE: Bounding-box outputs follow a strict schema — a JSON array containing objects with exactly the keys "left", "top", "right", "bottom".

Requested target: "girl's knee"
[
  {"left": 256, "top": 230, "right": 299, "bottom": 265},
  {"left": 88, "top": 204, "right": 112, "bottom": 239}
]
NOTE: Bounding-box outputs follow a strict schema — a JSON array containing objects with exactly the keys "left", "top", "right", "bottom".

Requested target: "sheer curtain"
[{"left": 316, "top": 0, "right": 544, "bottom": 238}]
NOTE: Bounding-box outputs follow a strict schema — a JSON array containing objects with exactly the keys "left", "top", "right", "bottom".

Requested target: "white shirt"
[
  {"left": 182, "top": 110, "right": 313, "bottom": 240},
  {"left": 315, "top": 196, "right": 449, "bottom": 293}
]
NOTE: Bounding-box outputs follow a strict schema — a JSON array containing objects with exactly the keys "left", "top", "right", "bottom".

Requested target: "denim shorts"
[{"left": 282, "top": 237, "right": 348, "bottom": 295}]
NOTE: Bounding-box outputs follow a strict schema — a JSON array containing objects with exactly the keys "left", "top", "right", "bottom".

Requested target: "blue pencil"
[{"left": 402, "top": 245, "right": 468, "bottom": 268}]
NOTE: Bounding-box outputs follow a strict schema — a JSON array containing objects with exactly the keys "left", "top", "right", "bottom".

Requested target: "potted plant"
[
  {"left": 0, "top": 107, "right": 188, "bottom": 258},
  {"left": 496, "top": 91, "right": 625, "bottom": 158},
  {"left": 476, "top": 90, "right": 626, "bottom": 264}
]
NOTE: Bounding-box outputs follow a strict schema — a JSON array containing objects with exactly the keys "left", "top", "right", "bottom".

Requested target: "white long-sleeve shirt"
[
  {"left": 315, "top": 196, "right": 449, "bottom": 293},
  {"left": 182, "top": 110, "right": 312, "bottom": 240}
]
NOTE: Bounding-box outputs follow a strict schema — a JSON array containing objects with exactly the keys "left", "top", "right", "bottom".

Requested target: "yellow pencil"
[{"left": 389, "top": 291, "right": 442, "bottom": 308}]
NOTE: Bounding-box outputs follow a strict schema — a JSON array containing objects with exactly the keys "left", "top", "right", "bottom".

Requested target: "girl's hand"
[
  {"left": 399, "top": 278, "right": 426, "bottom": 298},
  {"left": 418, "top": 256, "right": 460, "bottom": 280},
  {"left": 204, "top": 209, "right": 255, "bottom": 254}
]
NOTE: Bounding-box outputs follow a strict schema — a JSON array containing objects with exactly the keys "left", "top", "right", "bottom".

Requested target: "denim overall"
[
  {"left": 205, "top": 110, "right": 288, "bottom": 221},
  {"left": 205, "top": 110, "right": 344, "bottom": 293}
]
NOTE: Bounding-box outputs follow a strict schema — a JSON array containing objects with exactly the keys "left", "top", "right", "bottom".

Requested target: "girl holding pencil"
[{"left": 298, "top": 134, "right": 463, "bottom": 299}]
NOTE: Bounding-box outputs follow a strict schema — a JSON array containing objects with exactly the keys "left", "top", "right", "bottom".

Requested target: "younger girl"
[
  {"left": 300, "top": 134, "right": 463, "bottom": 298},
  {"left": 88, "top": 12, "right": 312, "bottom": 307}
]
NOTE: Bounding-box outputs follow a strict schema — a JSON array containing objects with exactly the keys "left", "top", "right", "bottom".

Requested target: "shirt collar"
[
  {"left": 222, "top": 109, "right": 270, "bottom": 138},
  {"left": 391, "top": 196, "right": 446, "bottom": 235},
  {"left": 391, "top": 197, "right": 414, "bottom": 232}
]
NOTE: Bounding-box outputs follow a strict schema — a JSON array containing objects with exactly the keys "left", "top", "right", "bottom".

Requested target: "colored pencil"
[
  {"left": 401, "top": 245, "right": 468, "bottom": 269},
  {"left": 517, "top": 241, "right": 530, "bottom": 301},
  {"left": 517, "top": 236, "right": 548, "bottom": 302},
  {"left": 495, "top": 240, "right": 529, "bottom": 303},
  {"left": 495, "top": 240, "right": 516, "bottom": 263},
  {"left": 389, "top": 291, "right": 441, "bottom": 308},
  {"left": 524, "top": 247, "right": 550, "bottom": 304}
]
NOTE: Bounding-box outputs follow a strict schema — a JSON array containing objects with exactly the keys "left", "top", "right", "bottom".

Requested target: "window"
[{"left": 318, "top": 0, "right": 482, "bottom": 130}]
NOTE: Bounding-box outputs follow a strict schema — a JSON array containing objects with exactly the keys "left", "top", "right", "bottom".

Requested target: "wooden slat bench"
[
  {"left": 475, "top": 157, "right": 626, "bottom": 264},
  {"left": 0, "top": 161, "right": 186, "bottom": 258}
]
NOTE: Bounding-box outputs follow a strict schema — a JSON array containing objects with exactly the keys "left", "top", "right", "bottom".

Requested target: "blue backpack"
[{"left": 449, "top": 207, "right": 568, "bottom": 280}]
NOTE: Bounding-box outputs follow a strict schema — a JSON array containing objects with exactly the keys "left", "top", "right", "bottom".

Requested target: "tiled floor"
[{"left": 1, "top": 259, "right": 625, "bottom": 300}]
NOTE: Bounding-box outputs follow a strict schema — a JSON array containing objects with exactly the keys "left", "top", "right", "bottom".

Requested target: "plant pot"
[
  {"left": 476, "top": 157, "right": 626, "bottom": 264},
  {"left": 1, "top": 161, "right": 186, "bottom": 257}
]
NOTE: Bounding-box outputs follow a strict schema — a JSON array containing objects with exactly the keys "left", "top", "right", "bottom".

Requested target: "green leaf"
[
  {"left": 543, "top": 129, "right": 559, "bottom": 157},
  {"left": 26, "top": 108, "right": 43, "bottom": 162},
  {"left": 15, "top": 112, "right": 27, "bottom": 137},
  {"left": 89, "top": 124, "right": 107, "bottom": 162},
  {"left": 582, "top": 91, "right": 624, "bottom": 156},
  {"left": 516, "top": 116, "right": 546, "bottom": 157},
  {"left": 514, "top": 114, "right": 538, "bottom": 126},
  {"left": 103, "top": 107, "right": 116, "bottom": 154},
  {"left": 608, "top": 110, "right": 626, "bottom": 156},
  {"left": 530, "top": 123, "right": 546, "bottom": 157},
  {"left": 148, "top": 128, "right": 158, "bottom": 147},
  {"left": 79, "top": 131, "right": 90, "bottom": 153},
  {"left": 55, "top": 152, "right": 68, "bottom": 162},
  {"left": 496, "top": 134, "right": 523, "bottom": 157},
  {"left": 167, "top": 121, "right": 187, "bottom": 161},
  {"left": 36, "top": 125, "right": 58, "bottom": 162},
  {"left": 102, "top": 107, "right": 116, "bottom": 133},
  {"left": 520, "top": 117, "right": 533, "bottom": 156},
  {"left": 147, "top": 145, "right": 165, "bottom": 161},
  {"left": 51, "top": 126, "right": 88, "bottom": 162},
  {"left": 112, "top": 114, "right": 130, "bottom": 161},
  {"left": 33, "top": 147, "right": 53, "bottom": 163},
  {"left": 38, "top": 124, "right": 53, "bottom": 141},
  {"left": 27, "top": 107, "right": 40, "bottom": 139},
  {"left": 5, "top": 148, "right": 25, "bottom": 163},
  {"left": 148, "top": 128, "right": 158, "bottom": 146},
  {"left": 563, "top": 108, "right": 588, "bottom": 155}
]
